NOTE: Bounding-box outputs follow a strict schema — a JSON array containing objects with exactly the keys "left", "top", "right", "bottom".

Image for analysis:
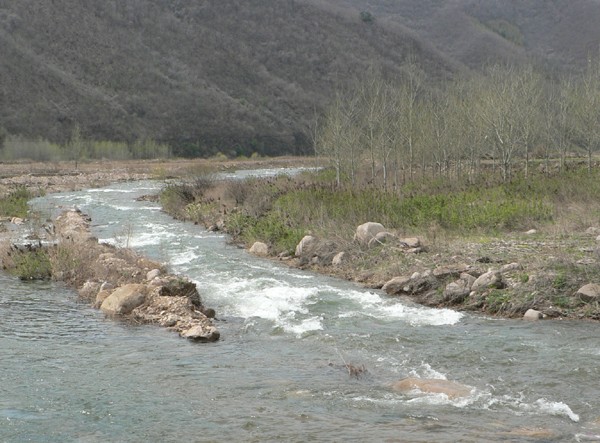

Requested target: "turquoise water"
[{"left": 2, "top": 177, "right": 598, "bottom": 441}]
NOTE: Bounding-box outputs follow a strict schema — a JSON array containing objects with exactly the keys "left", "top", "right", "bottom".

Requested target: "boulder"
[
  {"left": 249, "top": 241, "right": 269, "bottom": 257},
  {"left": 101, "top": 284, "right": 147, "bottom": 315},
  {"left": 523, "top": 309, "right": 543, "bottom": 320},
  {"left": 443, "top": 279, "right": 472, "bottom": 304},
  {"left": 391, "top": 377, "right": 472, "bottom": 399},
  {"left": 382, "top": 276, "right": 412, "bottom": 295},
  {"left": 295, "top": 235, "right": 318, "bottom": 257},
  {"left": 577, "top": 283, "right": 600, "bottom": 302},
  {"left": 157, "top": 277, "right": 202, "bottom": 307},
  {"left": 354, "top": 222, "right": 386, "bottom": 246},
  {"left": 472, "top": 271, "right": 504, "bottom": 292},
  {"left": 181, "top": 325, "right": 220, "bottom": 342}
]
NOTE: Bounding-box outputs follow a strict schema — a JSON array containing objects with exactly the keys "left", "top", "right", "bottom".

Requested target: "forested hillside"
[{"left": 0, "top": 0, "right": 599, "bottom": 157}]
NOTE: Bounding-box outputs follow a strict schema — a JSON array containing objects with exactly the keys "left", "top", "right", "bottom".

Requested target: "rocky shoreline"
[{"left": 247, "top": 220, "right": 600, "bottom": 322}]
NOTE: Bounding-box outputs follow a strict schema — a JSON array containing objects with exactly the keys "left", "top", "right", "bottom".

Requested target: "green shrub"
[
  {"left": 12, "top": 249, "right": 52, "bottom": 280},
  {"left": 160, "top": 183, "right": 195, "bottom": 218}
]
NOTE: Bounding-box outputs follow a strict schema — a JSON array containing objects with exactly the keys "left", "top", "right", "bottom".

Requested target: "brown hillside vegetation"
[
  {"left": 336, "top": 0, "right": 600, "bottom": 71},
  {"left": 1, "top": 0, "right": 600, "bottom": 156},
  {"left": 0, "top": 0, "right": 454, "bottom": 156}
]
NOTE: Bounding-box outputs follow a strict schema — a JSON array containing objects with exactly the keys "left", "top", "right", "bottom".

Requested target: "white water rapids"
[{"left": 1, "top": 171, "right": 597, "bottom": 441}]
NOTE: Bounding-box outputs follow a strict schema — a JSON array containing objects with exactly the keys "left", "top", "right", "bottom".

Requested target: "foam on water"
[
  {"left": 328, "top": 285, "right": 463, "bottom": 326},
  {"left": 532, "top": 398, "right": 580, "bottom": 422}
]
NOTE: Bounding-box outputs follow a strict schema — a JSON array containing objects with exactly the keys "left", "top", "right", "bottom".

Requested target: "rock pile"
[{"left": 56, "top": 209, "right": 219, "bottom": 342}]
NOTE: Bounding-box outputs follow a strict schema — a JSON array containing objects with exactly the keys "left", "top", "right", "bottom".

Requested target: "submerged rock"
[{"left": 391, "top": 377, "right": 472, "bottom": 399}]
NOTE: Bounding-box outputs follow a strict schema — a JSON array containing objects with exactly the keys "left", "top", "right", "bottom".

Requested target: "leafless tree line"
[{"left": 315, "top": 58, "right": 600, "bottom": 189}]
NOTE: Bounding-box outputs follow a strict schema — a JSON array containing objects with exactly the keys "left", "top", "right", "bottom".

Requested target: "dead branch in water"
[{"left": 335, "top": 348, "right": 368, "bottom": 379}]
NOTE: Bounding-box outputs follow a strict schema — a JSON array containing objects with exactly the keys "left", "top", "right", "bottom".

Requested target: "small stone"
[
  {"left": 500, "top": 263, "right": 523, "bottom": 273},
  {"left": 525, "top": 229, "right": 537, "bottom": 235},
  {"left": 332, "top": 251, "right": 346, "bottom": 266},
  {"left": 400, "top": 237, "right": 421, "bottom": 248},
  {"left": 586, "top": 227, "right": 600, "bottom": 236},
  {"left": 146, "top": 268, "right": 161, "bottom": 281}
]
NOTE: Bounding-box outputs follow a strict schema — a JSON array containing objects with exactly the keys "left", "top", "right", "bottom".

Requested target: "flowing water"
[{"left": 2, "top": 172, "right": 600, "bottom": 442}]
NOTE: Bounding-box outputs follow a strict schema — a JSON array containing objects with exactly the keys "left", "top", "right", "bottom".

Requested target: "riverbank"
[
  {"left": 2, "top": 157, "right": 600, "bottom": 322},
  {"left": 157, "top": 165, "right": 600, "bottom": 321}
]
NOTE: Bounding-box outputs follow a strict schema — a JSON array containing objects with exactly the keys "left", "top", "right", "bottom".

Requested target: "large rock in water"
[
  {"left": 391, "top": 377, "right": 472, "bottom": 399},
  {"left": 101, "top": 284, "right": 147, "bottom": 315},
  {"left": 181, "top": 325, "right": 220, "bottom": 342},
  {"left": 354, "top": 222, "right": 386, "bottom": 246}
]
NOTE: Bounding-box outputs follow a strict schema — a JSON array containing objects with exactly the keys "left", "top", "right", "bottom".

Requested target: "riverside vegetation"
[{"left": 159, "top": 163, "right": 600, "bottom": 320}]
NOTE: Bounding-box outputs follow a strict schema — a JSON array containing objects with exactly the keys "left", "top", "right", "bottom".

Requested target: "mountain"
[{"left": 1, "top": 0, "right": 599, "bottom": 156}]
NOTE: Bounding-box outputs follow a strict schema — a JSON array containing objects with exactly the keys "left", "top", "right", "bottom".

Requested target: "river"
[{"left": 2, "top": 172, "right": 599, "bottom": 442}]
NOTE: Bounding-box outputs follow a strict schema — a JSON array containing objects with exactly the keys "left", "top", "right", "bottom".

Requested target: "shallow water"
[{"left": 3, "top": 173, "right": 598, "bottom": 441}]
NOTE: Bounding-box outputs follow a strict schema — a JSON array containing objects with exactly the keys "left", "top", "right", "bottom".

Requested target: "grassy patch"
[{"left": 0, "top": 186, "right": 32, "bottom": 218}]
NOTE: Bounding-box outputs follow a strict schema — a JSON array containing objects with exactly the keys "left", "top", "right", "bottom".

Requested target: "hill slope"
[
  {"left": 1, "top": 0, "right": 600, "bottom": 156},
  {"left": 0, "top": 0, "right": 456, "bottom": 156}
]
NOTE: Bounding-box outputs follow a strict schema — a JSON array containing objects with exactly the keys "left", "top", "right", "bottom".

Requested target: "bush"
[
  {"left": 11, "top": 249, "right": 52, "bottom": 280},
  {"left": 160, "top": 183, "right": 196, "bottom": 218}
]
